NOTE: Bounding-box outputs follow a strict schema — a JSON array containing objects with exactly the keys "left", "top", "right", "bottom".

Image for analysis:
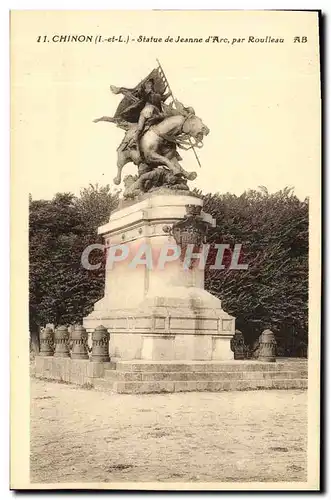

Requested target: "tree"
[
  {"left": 29, "top": 184, "right": 308, "bottom": 356},
  {"left": 29, "top": 185, "right": 119, "bottom": 352},
  {"left": 74, "top": 184, "right": 119, "bottom": 317},
  {"left": 202, "top": 187, "right": 308, "bottom": 352}
]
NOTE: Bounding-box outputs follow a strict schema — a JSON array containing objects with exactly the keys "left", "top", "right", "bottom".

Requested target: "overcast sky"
[{"left": 11, "top": 10, "right": 321, "bottom": 201}]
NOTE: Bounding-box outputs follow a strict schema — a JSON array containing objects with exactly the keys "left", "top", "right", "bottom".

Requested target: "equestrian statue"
[{"left": 93, "top": 61, "right": 210, "bottom": 199}]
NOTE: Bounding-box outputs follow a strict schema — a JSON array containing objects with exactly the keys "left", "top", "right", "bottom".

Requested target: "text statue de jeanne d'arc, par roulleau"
[{"left": 93, "top": 60, "right": 210, "bottom": 199}]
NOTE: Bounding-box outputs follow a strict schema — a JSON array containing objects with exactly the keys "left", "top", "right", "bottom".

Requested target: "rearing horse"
[{"left": 94, "top": 112, "right": 210, "bottom": 185}]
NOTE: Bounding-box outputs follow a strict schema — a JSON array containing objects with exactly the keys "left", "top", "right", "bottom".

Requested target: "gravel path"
[{"left": 30, "top": 378, "right": 307, "bottom": 484}]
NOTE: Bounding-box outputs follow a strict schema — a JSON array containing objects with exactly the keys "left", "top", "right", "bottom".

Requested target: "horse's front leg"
[
  {"left": 113, "top": 166, "right": 124, "bottom": 185},
  {"left": 113, "top": 149, "right": 128, "bottom": 185}
]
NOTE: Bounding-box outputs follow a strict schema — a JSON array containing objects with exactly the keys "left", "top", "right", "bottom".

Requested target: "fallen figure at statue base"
[{"left": 122, "top": 165, "right": 192, "bottom": 199}]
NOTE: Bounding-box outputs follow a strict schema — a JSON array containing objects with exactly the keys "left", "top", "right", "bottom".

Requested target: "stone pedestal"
[{"left": 83, "top": 192, "right": 235, "bottom": 361}]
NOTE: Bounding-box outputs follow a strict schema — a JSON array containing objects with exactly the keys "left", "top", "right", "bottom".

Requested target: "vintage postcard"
[{"left": 10, "top": 10, "right": 321, "bottom": 490}]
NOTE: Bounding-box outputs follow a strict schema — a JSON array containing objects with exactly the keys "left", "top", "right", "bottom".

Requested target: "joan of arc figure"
[{"left": 93, "top": 64, "right": 208, "bottom": 191}]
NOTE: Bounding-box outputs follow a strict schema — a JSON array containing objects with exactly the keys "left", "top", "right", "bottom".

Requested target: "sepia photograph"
[{"left": 10, "top": 9, "right": 321, "bottom": 490}]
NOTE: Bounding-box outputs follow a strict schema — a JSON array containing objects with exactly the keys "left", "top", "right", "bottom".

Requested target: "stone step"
[
  {"left": 114, "top": 360, "right": 307, "bottom": 373},
  {"left": 92, "top": 377, "right": 116, "bottom": 392},
  {"left": 93, "top": 378, "right": 307, "bottom": 394},
  {"left": 104, "top": 369, "right": 307, "bottom": 382}
]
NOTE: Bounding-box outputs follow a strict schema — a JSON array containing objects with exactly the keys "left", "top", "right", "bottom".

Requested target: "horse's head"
[{"left": 182, "top": 113, "right": 210, "bottom": 144}]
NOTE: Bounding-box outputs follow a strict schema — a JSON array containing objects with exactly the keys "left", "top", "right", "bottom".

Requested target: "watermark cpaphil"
[{"left": 81, "top": 242, "right": 249, "bottom": 271}]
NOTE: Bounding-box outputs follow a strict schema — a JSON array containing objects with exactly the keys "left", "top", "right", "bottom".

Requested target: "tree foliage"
[
  {"left": 29, "top": 184, "right": 308, "bottom": 355},
  {"left": 29, "top": 185, "right": 119, "bottom": 345},
  {"left": 201, "top": 187, "right": 308, "bottom": 353}
]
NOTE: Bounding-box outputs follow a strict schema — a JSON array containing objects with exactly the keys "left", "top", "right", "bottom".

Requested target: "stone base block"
[
  {"left": 34, "top": 356, "right": 308, "bottom": 394},
  {"left": 105, "top": 332, "right": 234, "bottom": 362},
  {"left": 108, "top": 378, "right": 308, "bottom": 394},
  {"left": 141, "top": 334, "right": 175, "bottom": 360},
  {"left": 34, "top": 356, "right": 115, "bottom": 386},
  {"left": 212, "top": 336, "right": 234, "bottom": 360}
]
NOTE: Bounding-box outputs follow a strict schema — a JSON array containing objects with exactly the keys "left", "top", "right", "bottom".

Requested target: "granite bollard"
[
  {"left": 91, "top": 326, "right": 110, "bottom": 363},
  {"left": 258, "top": 329, "right": 277, "bottom": 362},
  {"left": 230, "top": 329, "right": 246, "bottom": 360},
  {"left": 71, "top": 325, "right": 89, "bottom": 360},
  {"left": 39, "top": 326, "right": 54, "bottom": 356},
  {"left": 54, "top": 326, "right": 70, "bottom": 358}
]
